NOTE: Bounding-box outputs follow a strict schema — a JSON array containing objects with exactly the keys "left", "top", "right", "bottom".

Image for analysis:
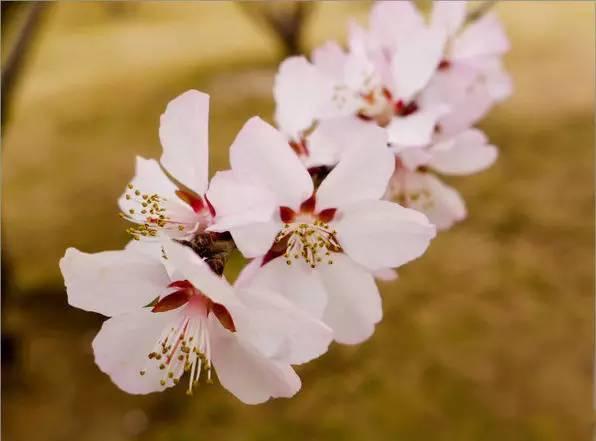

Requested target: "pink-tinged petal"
[
  {"left": 431, "top": 1, "right": 467, "bottom": 37},
  {"left": 392, "top": 146, "right": 433, "bottom": 171},
  {"left": 312, "top": 41, "right": 347, "bottom": 79},
  {"left": 399, "top": 171, "right": 467, "bottom": 230},
  {"left": 467, "top": 56, "right": 513, "bottom": 101},
  {"left": 161, "top": 240, "right": 240, "bottom": 310},
  {"left": 374, "top": 268, "right": 398, "bottom": 282},
  {"left": 234, "top": 257, "right": 262, "bottom": 289},
  {"left": 233, "top": 288, "right": 332, "bottom": 365},
  {"left": 246, "top": 257, "right": 328, "bottom": 318},
  {"left": 118, "top": 157, "right": 177, "bottom": 214},
  {"left": 60, "top": 247, "right": 169, "bottom": 317},
  {"left": 274, "top": 56, "right": 334, "bottom": 139},
  {"left": 387, "top": 106, "right": 448, "bottom": 147},
  {"left": 334, "top": 199, "right": 435, "bottom": 271},
  {"left": 307, "top": 117, "right": 388, "bottom": 168},
  {"left": 229, "top": 117, "right": 313, "bottom": 209},
  {"left": 437, "top": 82, "right": 493, "bottom": 136},
  {"left": 452, "top": 13, "right": 510, "bottom": 60},
  {"left": 316, "top": 137, "right": 394, "bottom": 211},
  {"left": 318, "top": 254, "right": 382, "bottom": 345},
  {"left": 92, "top": 308, "right": 181, "bottom": 394},
  {"left": 429, "top": 129, "right": 498, "bottom": 175},
  {"left": 159, "top": 90, "right": 210, "bottom": 195},
  {"left": 207, "top": 170, "right": 276, "bottom": 231},
  {"left": 208, "top": 315, "right": 301, "bottom": 405},
  {"left": 370, "top": 1, "right": 424, "bottom": 48},
  {"left": 391, "top": 26, "right": 447, "bottom": 102},
  {"left": 229, "top": 220, "right": 281, "bottom": 259}
]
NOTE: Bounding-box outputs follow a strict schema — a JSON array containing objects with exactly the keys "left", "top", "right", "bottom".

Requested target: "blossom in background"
[
  {"left": 273, "top": 1, "right": 510, "bottom": 231},
  {"left": 207, "top": 117, "right": 436, "bottom": 344},
  {"left": 59, "top": 239, "right": 332, "bottom": 404},
  {"left": 119, "top": 90, "right": 214, "bottom": 241}
]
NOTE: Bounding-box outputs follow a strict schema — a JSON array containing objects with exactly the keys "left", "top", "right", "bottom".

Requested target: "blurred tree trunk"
[
  {"left": 1, "top": 1, "right": 51, "bottom": 372},
  {"left": 238, "top": 1, "right": 315, "bottom": 57}
]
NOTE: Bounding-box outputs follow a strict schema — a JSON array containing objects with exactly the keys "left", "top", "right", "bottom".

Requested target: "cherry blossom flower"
[
  {"left": 59, "top": 239, "right": 332, "bottom": 404},
  {"left": 119, "top": 90, "right": 215, "bottom": 241},
  {"left": 370, "top": 0, "right": 512, "bottom": 137},
  {"left": 206, "top": 117, "right": 436, "bottom": 344}
]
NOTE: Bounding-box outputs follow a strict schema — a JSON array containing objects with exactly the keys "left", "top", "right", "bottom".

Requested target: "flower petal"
[
  {"left": 161, "top": 239, "right": 240, "bottom": 310},
  {"left": 391, "top": 26, "right": 446, "bottom": 102},
  {"left": 118, "top": 157, "right": 178, "bottom": 214},
  {"left": 318, "top": 254, "right": 382, "bottom": 345},
  {"left": 60, "top": 247, "right": 170, "bottom": 317},
  {"left": 233, "top": 287, "right": 332, "bottom": 365},
  {"left": 209, "top": 315, "right": 301, "bottom": 405},
  {"left": 398, "top": 171, "right": 467, "bottom": 230},
  {"left": 387, "top": 106, "right": 448, "bottom": 147},
  {"left": 312, "top": 41, "right": 347, "bottom": 78},
  {"left": 429, "top": 129, "right": 498, "bottom": 175},
  {"left": 207, "top": 170, "right": 276, "bottom": 231},
  {"left": 229, "top": 221, "right": 281, "bottom": 259},
  {"left": 334, "top": 199, "right": 436, "bottom": 271},
  {"left": 307, "top": 117, "right": 387, "bottom": 168},
  {"left": 229, "top": 117, "right": 313, "bottom": 209},
  {"left": 431, "top": 1, "right": 467, "bottom": 37},
  {"left": 452, "top": 13, "right": 510, "bottom": 60},
  {"left": 92, "top": 308, "right": 181, "bottom": 394},
  {"left": 369, "top": 1, "right": 424, "bottom": 48},
  {"left": 159, "top": 90, "right": 210, "bottom": 195},
  {"left": 274, "top": 56, "right": 334, "bottom": 139},
  {"left": 245, "top": 257, "right": 328, "bottom": 318},
  {"left": 315, "top": 136, "right": 393, "bottom": 211}
]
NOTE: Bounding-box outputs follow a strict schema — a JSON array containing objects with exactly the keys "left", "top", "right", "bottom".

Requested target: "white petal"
[
  {"left": 92, "top": 308, "right": 181, "bottom": 394},
  {"left": 437, "top": 81, "right": 493, "bottom": 136},
  {"left": 209, "top": 316, "right": 301, "bottom": 405},
  {"left": 373, "top": 268, "right": 398, "bottom": 282},
  {"left": 431, "top": 1, "right": 467, "bottom": 37},
  {"left": 207, "top": 170, "right": 276, "bottom": 231},
  {"left": 369, "top": 1, "right": 424, "bottom": 48},
  {"left": 234, "top": 287, "right": 332, "bottom": 365},
  {"left": 399, "top": 171, "right": 467, "bottom": 230},
  {"left": 429, "top": 129, "right": 498, "bottom": 175},
  {"left": 161, "top": 239, "right": 240, "bottom": 310},
  {"left": 452, "top": 13, "right": 510, "bottom": 60},
  {"left": 159, "top": 90, "right": 210, "bottom": 195},
  {"left": 246, "top": 257, "right": 328, "bottom": 318},
  {"left": 393, "top": 146, "right": 433, "bottom": 171},
  {"left": 229, "top": 117, "right": 313, "bottom": 209},
  {"left": 312, "top": 41, "right": 347, "bottom": 79},
  {"left": 118, "top": 157, "right": 177, "bottom": 214},
  {"left": 315, "top": 138, "right": 394, "bottom": 211},
  {"left": 391, "top": 26, "right": 446, "bottom": 102},
  {"left": 318, "top": 254, "right": 382, "bottom": 345},
  {"left": 60, "top": 247, "right": 169, "bottom": 317},
  {"left": 307, "top": 117, "right": 388, "bottom": 168},
  {"left": 334, "top": 199, "right": 435, "bottom": 271},
  {"left": 229, "top": 221, "right": 281, "bottom": 259},
  {"left": 274, "top": 56, "right": 334, "bottom": 139},
  {"left": 387, "top": 106, "right": 447, "bottom": 148}
]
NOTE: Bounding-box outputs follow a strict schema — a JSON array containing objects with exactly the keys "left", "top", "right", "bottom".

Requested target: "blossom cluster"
[{"left": 60, "top": 1, "right": 510, "bottom": 404}]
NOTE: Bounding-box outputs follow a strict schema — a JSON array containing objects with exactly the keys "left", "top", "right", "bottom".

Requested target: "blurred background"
[{"left": 1, "top": 2, "right": 593, "bottom": 440}]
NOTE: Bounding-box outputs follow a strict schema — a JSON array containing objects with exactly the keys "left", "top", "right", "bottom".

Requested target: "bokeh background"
[{"left": 1, "top": 2, "right": 593, "bottom": 440}]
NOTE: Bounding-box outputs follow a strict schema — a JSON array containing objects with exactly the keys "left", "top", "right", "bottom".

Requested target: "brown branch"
[
  {"left": 1, "top": 2, "right": 50, "bottom": 131},
  {"left": 238, "top": 2, "right": 315, "bottom": 57},
  {"left": 465, "top": 0, "right": 498, "bottom": 24}
]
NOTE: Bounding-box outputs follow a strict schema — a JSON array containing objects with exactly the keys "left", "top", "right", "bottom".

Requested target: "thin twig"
[
  {"left": 1, "top": 2, "right": 50, "bottom": 131},
  {"left": 465, "top": 0, "right": 498, "bottom": 24}
]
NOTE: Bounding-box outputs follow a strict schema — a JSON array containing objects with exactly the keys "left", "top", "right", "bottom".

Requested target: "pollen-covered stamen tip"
[
  {"left": 276, "top": 205, "right": 341, "bottom": 268},
  {"left": 120, "top": 183, "right": 191, "bottom": 240},
  {"left": 141, "top": 311, "right": 213, "bottom": 395}
]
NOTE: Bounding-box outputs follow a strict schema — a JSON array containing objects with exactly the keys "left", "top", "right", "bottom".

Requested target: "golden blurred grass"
[{"left": 2, "top": 2, "right": 593, "bottom": 441}]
